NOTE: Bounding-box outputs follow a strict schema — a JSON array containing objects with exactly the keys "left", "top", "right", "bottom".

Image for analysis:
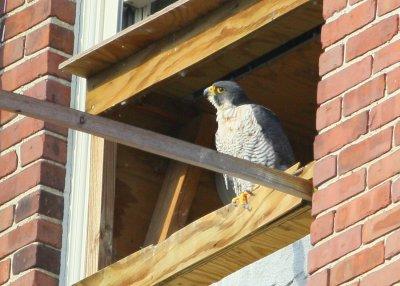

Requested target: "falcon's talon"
[{"left": 231, "top": 191, "right": 252, "bottom": 210}]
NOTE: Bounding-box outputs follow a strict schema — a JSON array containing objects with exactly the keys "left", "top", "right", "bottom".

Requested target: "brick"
[
  {"left": 0, "top": 259, "right": 10, "bottom": 285},
  {"left": 377, "top": 0, "right": 400, "bottom": 16},
  {"left": 338, "top": 127, "right": 392, "bottom": 174},
  {"left": 367, "top": 149, "right": 400, "bottom": 187},
  {"left": 319, "top": 45, "right": 343, "bottom": 76},
  {"left": 0, "top": 206, "right": 14, "bottom": 233},
  {"left": 0, "top": 51, "right": 70, "bottom": 92},
  {"left": 51, "top": 0, "right": 76, "bottom": 25},
  {"left": 0, "top": 219, "right": 62, "bottom": 259},
  {"left": 323, "top": 0, "right": 347, "bottom": 19},
  {"left": 10, "top": 270, "right": 58, "bottom": 286},
  {"left": 25, "top": 23, "right": 74, "bottom": 55},
  {"left": 392, "top": 177, "right": 400, "bottom": 203},
  {"left": 314, "top": 112, "right": 368, "bottom": 159},
  {"left": 313, "top": 155, "right": 337, "bottom": 187},
  {"left": 0, "top": 37, "right": 25, "bottom": 69},
  {"left": 21, "top": 134, "right": 67, "bottom": 166},
  {"left": 318, "top": 56, "right": 372, "bottom": 104},
  {"left": 374, "top": 40, "right": 400, "bottom": 72},
  {"left": 386, "top": 228, "right": 400, "bottom": 259},
  {"left": 0, "top": 118, "right": 45, "bottom": 151},
  {"left": 360, "top": 258, "right": 400, "bottom": 286},
  {"left": 369, "top": 93, "right": 400, "bottom": 131},
  {"left": 307, "top": 269, "right": 329, "bottom": 286},
  {"left": 0, "top": 117, "right": 67, "bottom": 152},
  {"left": 308, "top": 226, "right": 362, "bottom": 273},
  {"left": 334, "top": 181, "right": 391, "bottom": 231},
  {"left": 0, "top": 110, "right": 17, "bottom": 126},
  {"left": 312, "top": 169, "right": 366, "bottom": 216},
  {"left": 310, "top": 211, "right": 334, "bottom": 245},
  {"left": 316, "top": 98, "right": 341, "bottom": 131},
  {"left": 24, "top": 79, "right": 71, "bottom": 108},
  {"left": 3, "top": 0, "right": 25, "bottom": 13},
  {"left": 0, "top": 151, "right": 18, "bottom": 178},
  {"left": 15, "top": 190, "right": 63, "bottom": 222},
  {"left": 330, "top": 243, "right": 384, "bottom": 286},
  {"left": 395, "top": 123, "right": 400, "bottom": 146},
  {"left": 363, "top": 204, "right": 400, "bottom": 243},
  {"left": 387, "top": 66, "right": 400, "bottom": 94},
  {"left": 13, "top": 243, "right": 60, "bottom": 275},
  {"left": 343, "top": 76, "right": 385, "bottom": 117},
  {"left": 321, "top": 0, "right": 376, "bottom": 48},
  {"left": 3, "top": 0, "right": 75, "bottom": 40},
  {"left": 0, "top": 161, "right": 65, "bottom": 205},
  {"left": 346, "top": 16, "right": 398, "bottom": 61}
]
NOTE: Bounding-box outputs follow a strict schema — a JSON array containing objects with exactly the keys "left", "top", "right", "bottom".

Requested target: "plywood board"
[
  {"left": 187, "top": 170, "right": 223, "bottom": 224},
  {"left": 83, "top": 0, "right": 322, "bottom": 114},
  {"left": 86, "top": 137, "right": 117, "bottom": 273},
  {"left": 144, "top": 115, "right": 216, "bottom": 245},
  {"left": 113, "top": 145, "right": 168, "bottom": 260},
  {"left": 236, "top": 37, "right": 321, "bottom": 163},
  {"left": 60, "top": 0, "right": 228, "bottom": 77},
  {"left": 74, "top": 163, "right": 313, "bottom": 286}
]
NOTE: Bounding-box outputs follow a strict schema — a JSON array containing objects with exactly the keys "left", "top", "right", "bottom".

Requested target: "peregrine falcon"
[{"left": 203, "top": 81, "right": 295, "bottom": 208}]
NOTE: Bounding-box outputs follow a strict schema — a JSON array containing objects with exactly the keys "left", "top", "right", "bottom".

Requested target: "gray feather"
[
  {"left": 204, "top": 81, "right": 295, "bottom": 203},
  {"left": 249, "top": 104, "right": 295, "bottom": 170}
]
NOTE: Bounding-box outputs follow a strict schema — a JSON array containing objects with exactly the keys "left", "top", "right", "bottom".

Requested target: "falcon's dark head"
[{"left": 203, "top": 81, "right": 248, "bottom": 110}]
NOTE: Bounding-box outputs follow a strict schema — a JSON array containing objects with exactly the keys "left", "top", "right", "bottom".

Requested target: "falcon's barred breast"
[{"left": 203, "top": 81, "right": 295, "bottom": 204}]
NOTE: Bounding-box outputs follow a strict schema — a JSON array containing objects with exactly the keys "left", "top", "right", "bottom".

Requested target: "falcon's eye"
[{"left": 216, "top": 87, "right": 224, "bottom": 93}]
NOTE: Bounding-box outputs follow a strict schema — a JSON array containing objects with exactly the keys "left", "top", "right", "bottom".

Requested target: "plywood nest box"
[{"left": 60, "top": 0, "right": 323, "bottom": 284}]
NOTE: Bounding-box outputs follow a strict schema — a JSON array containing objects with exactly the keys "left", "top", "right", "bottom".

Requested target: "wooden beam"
[
  {"left": 0, "top": 91, "right": 313, "bottom": 200},
  {"left": 144, "top": 115, "right": 215, "bottom": 245},
  {"left": 74, "top": 163, "right": 313, "bottom": 286},
  {"left": 86, "top": 137, "right": 117, "bottom": 274},
  {"left": 84, "top": 0, "right": 314, "bottom": 114},
  {"left": 59, "top": 0, "right": 228, "bottom": 77}
]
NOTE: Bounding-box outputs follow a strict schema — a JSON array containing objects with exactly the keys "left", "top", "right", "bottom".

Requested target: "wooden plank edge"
[
  {"left": 74, "top": 192, "right": 305, "bottom": 286},
  {"left": 164, "top": 204, "right": 311, "bottom": 285},
  {"left": 84, "top": 0, "right": 311, "bottom": 114},
  {"left": 73, "top": 163, "right": 312, "bottom": 285},
  {"left": 156, "top": 162, "right": 313, "bottom": 284},
  {"left": 59, "top": 0, "right": 228, "bottom": 77},
  {"left": 0, "top": 91, "right": 313, "bottom": 201}
]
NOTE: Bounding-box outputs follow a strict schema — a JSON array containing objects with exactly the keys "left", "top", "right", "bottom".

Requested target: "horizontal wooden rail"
[{"left": 0, "top": 91, "right": 312, "bottom": 200}]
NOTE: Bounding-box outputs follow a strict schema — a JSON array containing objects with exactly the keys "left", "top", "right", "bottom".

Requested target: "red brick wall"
[
  {"left": 309, "top": 0, "right": 400, "bottom": 285},
  {"left": 0, "top": 0, "right": 75, "bottom": 285}
]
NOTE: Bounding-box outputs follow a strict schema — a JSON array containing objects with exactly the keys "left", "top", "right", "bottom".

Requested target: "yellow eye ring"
[{"left": 216, "top": 87, "right": 224, "bottom": 93}]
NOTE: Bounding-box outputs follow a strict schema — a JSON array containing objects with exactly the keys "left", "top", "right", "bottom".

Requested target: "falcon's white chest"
[{"left": 215, "top": 105, "right": 264, "bottom": 161}]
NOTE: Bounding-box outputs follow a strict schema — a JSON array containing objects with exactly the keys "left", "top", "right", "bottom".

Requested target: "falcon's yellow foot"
[{"left": 231, "top": 191, "right": 253, "bottom": 211}]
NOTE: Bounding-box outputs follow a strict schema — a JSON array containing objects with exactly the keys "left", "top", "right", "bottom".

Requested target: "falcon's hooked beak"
[
  {"left": 203, "top": 85, "right": 217, "bottom": 98},
  {"left": 203, "top": 84, "right": 223, "bottom": 109}
]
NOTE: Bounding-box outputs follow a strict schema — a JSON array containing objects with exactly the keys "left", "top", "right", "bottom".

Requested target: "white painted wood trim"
[{"left": 59, "top": 1, "right": 122, "bottom": 285}]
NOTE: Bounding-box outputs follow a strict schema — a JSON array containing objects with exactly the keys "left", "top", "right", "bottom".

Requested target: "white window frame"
[
  {"left": 59, "top": 1, "right": 122, "bottom": 285},
  {"left": 60, "top": 0, "right": 180, "bottom": 284}
]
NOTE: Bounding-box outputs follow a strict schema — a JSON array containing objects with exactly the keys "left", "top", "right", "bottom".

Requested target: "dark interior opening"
[{"left": 106, "top": 27, "right": 321, "bottom": 261}]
